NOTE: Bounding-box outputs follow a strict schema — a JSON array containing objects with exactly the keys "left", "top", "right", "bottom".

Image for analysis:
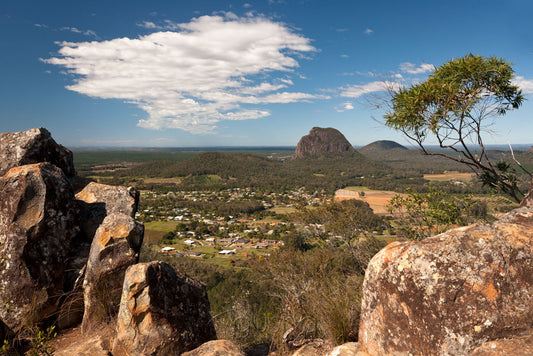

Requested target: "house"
[
  {"left": 161, "top": 246, "right": 176, "bottom": 252},
  {"left": 219, "top": 249, "right": 236, "bottom": 255},
  {"left": 184, "top": 239, "right": 196, "bottom": 245}
]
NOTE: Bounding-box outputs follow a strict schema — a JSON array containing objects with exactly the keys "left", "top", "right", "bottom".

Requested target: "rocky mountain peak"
[{"left": 293, "top": 127, "right": 355, "bottom": 159}]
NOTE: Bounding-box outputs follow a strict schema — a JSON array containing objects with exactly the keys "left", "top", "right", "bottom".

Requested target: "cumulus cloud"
[
  {"left": 340, "top": 81, "right": 401, "bottom": 98},
  {"left": 44, "top": 14, "right": 327, "bottom": 133},
  {"left": 364, "top": 28, "right": 373, "bottom": 35},
  {"left": 399, "top": 62, "right": 433, "bottom": 74},
  {"left": 513, "top": 76, "right": 533, "bottom": 94}
]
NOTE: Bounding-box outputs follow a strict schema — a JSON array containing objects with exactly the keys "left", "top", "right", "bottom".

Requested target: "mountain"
[
  {"left": 293, "top": 127, "right": 355, "bottom": 159},
  {"left": 358, "top": 140, "right": 407, "bottom": 154}
]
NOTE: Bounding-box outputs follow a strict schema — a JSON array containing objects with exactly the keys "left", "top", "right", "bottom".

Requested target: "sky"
[{"left": 1, "top": 0, "right": 533, "bottom": 148}]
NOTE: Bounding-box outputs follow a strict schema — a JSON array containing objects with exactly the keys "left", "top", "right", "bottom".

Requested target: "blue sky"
[{"left": 1, "top": 0, "right": 532, "bottom": 147}]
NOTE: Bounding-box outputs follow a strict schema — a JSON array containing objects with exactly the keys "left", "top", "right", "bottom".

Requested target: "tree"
[
  {"left": 385, "top": 54, "right": 526, "bottom": 202},
  {"left": 387, "top": 188, "right": 487, "bottom": 240}
]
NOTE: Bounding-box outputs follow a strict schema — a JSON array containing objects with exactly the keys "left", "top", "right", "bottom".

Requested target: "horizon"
[{"left": 1, "top": 0, "right": 532, "bottom": 147}]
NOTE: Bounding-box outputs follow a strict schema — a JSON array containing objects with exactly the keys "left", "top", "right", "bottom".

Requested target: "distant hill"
[
  {"left": 293, "top": 127, "right": 355, "bottom": 159},
  {"left": 113, "top": 149, "right": 407, "bottom": 193},
  {"left": 358, "top": 140, "right": 407, "bottom": 154}
]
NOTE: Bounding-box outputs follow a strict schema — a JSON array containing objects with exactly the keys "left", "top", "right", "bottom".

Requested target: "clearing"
[
  {"left": 424, "top": 171, "right": 474, "bottom": 182},
  {"left": 334, "top": 187, "right": 400, "bottom": 215}
]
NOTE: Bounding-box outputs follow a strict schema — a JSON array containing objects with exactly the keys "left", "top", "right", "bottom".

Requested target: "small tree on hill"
[{"left": 385, "top": 54, "right": 526, "bottom": 202}]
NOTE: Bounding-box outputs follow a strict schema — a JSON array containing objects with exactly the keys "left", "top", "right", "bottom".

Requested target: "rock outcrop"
[
  {"left": 81, "top": 214, "right": 144, "bottom": 332},
  {"left": 293, "top": 127, "right": 355, "bottom": 159},
  {"left": 112, "top": 261, "right": 216, "bottom": 356},
  {"left": 76, "top": 182, "right": 139, "bottom": 242},
  {"left": 181, "top": 340, "right": 245, "bottom": 356},
  {"left": 358, "top": 207, "right": 533, "bottom": 355},
  {"left": 0, "top": 163, "right": 78, "bottom": 332},
  {"left": 0, "top": 127, "right": 75, "bottom": 177}
]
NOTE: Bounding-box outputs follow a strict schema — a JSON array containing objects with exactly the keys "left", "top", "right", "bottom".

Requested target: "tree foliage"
[
  {"left": 388, "top": 188, "right": 488, "bottom": 240},
  {"left": 385, "top": 54, "right": 526, "bottom": 202}
]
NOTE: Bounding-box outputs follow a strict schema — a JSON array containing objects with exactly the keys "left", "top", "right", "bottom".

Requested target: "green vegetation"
[
  {"left": 387, "top": 188, "right": 489, "bottom": 240},
  {"left": 385, "top": 54, "right": 527, "bottom": 202}
]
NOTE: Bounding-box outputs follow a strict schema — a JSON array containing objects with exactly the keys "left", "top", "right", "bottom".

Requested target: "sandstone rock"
[
  {"left": 325, "top": 342, "right": 358, "bottom": 356},
  {"left": 0, "top": 128, "right": 75, "bottom": 177},
  {"left": 76, "top": 182, "right": 139, "bottom": 242},
  {"left": 81, "top": 214, "right": 143, "bottom": 332},
  {"left": 470, "top": 329, "right": 533, "bottom": 355},
  {"left": 358, "top": 207, "right": 533, "bottom": 355},
  {"left": 112, "top": 261, "right": 216, "bottom": 356},
  {"left": 0, "top": 163, "right": 78, "bottom": 332},
  {"left": 181, "top": 340, "right": 245, "bottom": 356},
  {"left": 53, "top": 326, "right": 113, "bottom": 356},
  {"left": 293, "top": 127, "right": 355, "bottom": 159}
]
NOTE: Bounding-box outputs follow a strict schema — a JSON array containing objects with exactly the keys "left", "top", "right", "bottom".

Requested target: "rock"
[
  {"left": 0, "top": 127, "right": 75, "bottom": 177},
  {"left": 112, "top": 261, "right": 216, "bottom": 356},
  {"left": 325, "top": 342, "right": 358, "bottom": 356},
  {"left": 293, "top": 127, "right": 355, "bottom": 159},
  {"left": 53, "top": 326, "right": 114, "bottom": 356},
  {"left": 470, "top": 329, "right": 533, "bottom": 355},
  {"left": 181, "top": 340, "right": 245, "bottom": 356},
  {"left": 81, "top": 214, "right": 143, "bottom": 332},
  {"left": 75, "top": 182, "right": 140, "bottom": 242},
  {"left": 358, "top": 207, "right": 533, "bottom": 355},
  {"left": 291, "top": 339, "right": 334, "bottom": 356},
  {"left": 0, "top": 163, "right": 78, "bottom": 332}
]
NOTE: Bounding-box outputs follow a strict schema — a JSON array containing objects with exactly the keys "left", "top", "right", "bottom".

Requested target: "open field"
[
  {"left": 143, "top": 177, "right": 183, "bottom": 184},
  {"left": 334, "top": 187, "right": 401, "bottom": 214},
  {"left": 268, "top": 206, "right": 298, "bottom": 215},
  {"left": 144, "top": 221, "right": 179, "bottom": 243},
  {"left": 424, "top": 171, "right": 474, "bottom": 182}
]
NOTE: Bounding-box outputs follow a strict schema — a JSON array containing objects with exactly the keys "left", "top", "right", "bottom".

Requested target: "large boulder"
[
  {"left": 0, "top": 128, "right": 75, "bottom": 177},
  {"left": 112, "top": 261, "right": 216, "bottom": 356},
  {"left": 81, "top": 214, "right": 143, "bottom": 332},
  {"left": 293, "top": 127, "right": 355, "bottom": 159},
  {"left": 358, "top": 207, "right": 533, "bottom": 355},
  {"left": 0, "top": 163, "right": 78, "bottom": 332}
]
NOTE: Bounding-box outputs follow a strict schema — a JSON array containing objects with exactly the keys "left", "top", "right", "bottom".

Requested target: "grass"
[
  {"left": 143, "top": 177, "right": 184, "bottom": 184},
  {"left": 144, "top": 221, "right": 179, "bottom": 232},
  {"left": 343, "top": 186, "right": 370, "bottom": 192},
  {"left": 335, "top": 187, "right": 401, "bottom": 215},
  {"left": 269, "top": 206, "right": 298, "bottom": 214},
  {"left": 143, "top": 221, "right": 179, "bottom": 243},
  {"left": 423, "top": 172, "right": 474, "bottom": 182}
]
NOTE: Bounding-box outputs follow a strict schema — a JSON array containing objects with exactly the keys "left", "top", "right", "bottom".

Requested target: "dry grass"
[
  {"left": 423, "top": 171, "right": 474, "bottom": 182},
  {"left": 334, "top": 188, "right": 401, "bottom": 215}
]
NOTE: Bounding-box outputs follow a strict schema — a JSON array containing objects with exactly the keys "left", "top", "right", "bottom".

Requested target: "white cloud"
[
  {"left": 340, "top": 54, "right": 349, "bottom": 58},
  {"left": 364, "top": 28, "right": 373, "bottom": 35},
  {"left": 137, "top": 21, "right": 158, "bottom": 29},
  {"left": 45, "top": 14, "right": 325, "bottom": 133},
  {"left": 513, "top": 76, "right": 533, "bottom": 94},
  {"left": 399, "top": 62, "right": 433, "bottom": 74},
  {"left": 340, "top": 81, "right": 401, "bottom": 98},
  {"left": 335, "top": 102, "right": 355, "bottom": 112},
  {"left": 243, "top": 3, "right": 252, "bottom": 8}
]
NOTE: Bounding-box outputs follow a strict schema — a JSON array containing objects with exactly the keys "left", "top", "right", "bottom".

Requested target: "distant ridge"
[
  {"left": 358, "top": 140, "right": 407, "bottom": 154},
  {"left": 293, "top": 127, "right": 355, "bottom": 159}
]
